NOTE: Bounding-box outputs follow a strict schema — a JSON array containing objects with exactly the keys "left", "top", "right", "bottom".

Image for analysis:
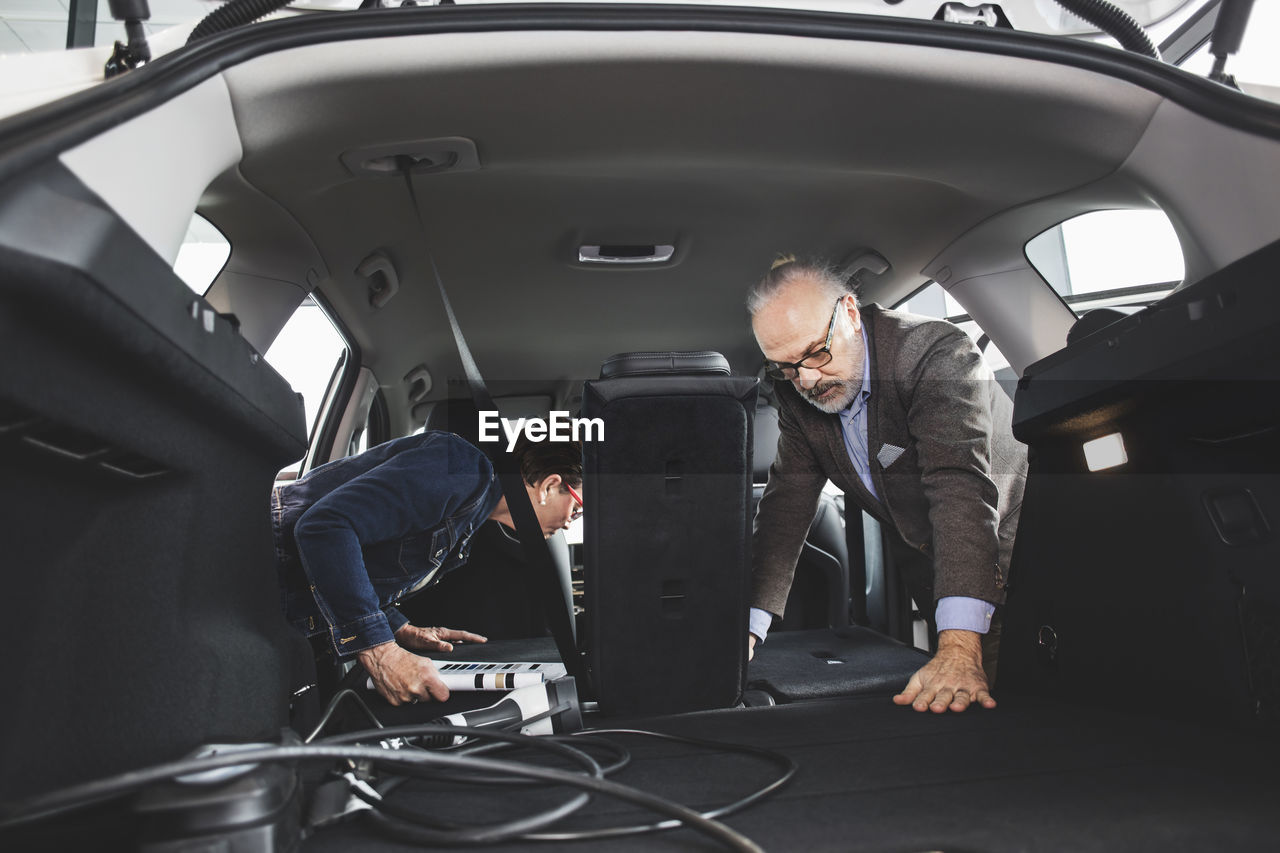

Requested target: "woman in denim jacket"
[{"left": 273, "top": 433, "right": 582, "bottom": 705}]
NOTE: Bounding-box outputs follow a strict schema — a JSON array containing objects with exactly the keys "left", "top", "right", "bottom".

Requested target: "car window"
[
  {"left": 265, "top": 296, "right": 347, "bottom": 477},
  {"left": 1024, "top": 209, "right": 1184, "bottom": 314},
  {"left": 173, "top": 213, "right": 230, "bottom": 296},
  {"left": 895, "top": 283, "right": 1011, "bottom": 375}
]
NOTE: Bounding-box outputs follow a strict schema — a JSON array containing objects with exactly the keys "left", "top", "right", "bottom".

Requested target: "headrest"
[
  {"left": 424, "top": 398, "right": 482, "bottom": 445},
  {"left": 425, "top": 396, "right": 559, "bottom": 446},
  {"left": 753, "top": 401, "right": 781, "bottom": 482},
  {"left": 600, "top": 351, "right": 730, "bottom": 380},
  {"left": 1066, "top": 307, "right": 1138, "bottom": 346}
]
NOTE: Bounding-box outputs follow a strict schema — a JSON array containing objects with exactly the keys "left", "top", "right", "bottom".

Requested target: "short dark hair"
[{"left": 512, "top": 436, "right": 583, "bottom": 489}]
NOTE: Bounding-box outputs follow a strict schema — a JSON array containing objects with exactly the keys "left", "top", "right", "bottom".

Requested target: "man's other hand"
[
  {"left": 395, "top": 623, "right": 488, "bottom": 654},
  {"left": 358, "top": 641, "right": 450, "bottom": 705},
  {"left": 747, "top": 633, "right": 758, "bottom": 661},
  {"left": 893, "top": 629, "right": 995, "bottom": 713}
]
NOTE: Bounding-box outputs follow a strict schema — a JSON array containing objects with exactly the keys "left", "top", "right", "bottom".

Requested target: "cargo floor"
[{"left": 305, "top": 642, "right": 1280, "bottom": 852}]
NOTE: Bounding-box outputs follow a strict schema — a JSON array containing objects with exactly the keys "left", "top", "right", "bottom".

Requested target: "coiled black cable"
[
  {"left": 0, "top": 733, "right": 766, "bottom": 852},
  {"left": 186, "top": 0, "right": 293, "bottom": 45},
  {"left": 304, "top": 688, "right": 385, "bottom": 743},
  {"left": 1053, "top": 0, "right": 1161, "bottom": 60},
  {"left": 5, "top": 688, "right": 786, "bottom": 850},
  {"left": 304, "top": 690, "right": 792, "bottom": 844},
  {"left": 332, "top": 724, "right": 798, "bottom": 845},
  {"left": 336, "top": 725, "right": 602, "bottom": 845},
  {"left": 545, "top": 729, "right": 798, "bottom": 843},
  {"left": 449, "top": 730, "right": 632, "bottom": 782}
]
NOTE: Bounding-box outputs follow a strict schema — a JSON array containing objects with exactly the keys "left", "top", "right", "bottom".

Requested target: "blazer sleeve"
[
  {"left": 751, "top": 390, "right": 829, "bottom": 617},
  {"left": 900, "top": 326, "right": 1005, "bottom": 605}
]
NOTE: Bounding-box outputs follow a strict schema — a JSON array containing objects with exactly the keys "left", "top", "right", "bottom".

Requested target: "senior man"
[
  {"left": 273, "top": 432, "right": 583, "bottom": 705},
  {"left": 747, "top": 257, "right": 1026, "bottom": 713}
]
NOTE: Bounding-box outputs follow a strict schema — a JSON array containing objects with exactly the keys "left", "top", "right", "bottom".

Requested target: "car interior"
[{"left": 1, "top": 2, "right": 1278, "bottom": 850}]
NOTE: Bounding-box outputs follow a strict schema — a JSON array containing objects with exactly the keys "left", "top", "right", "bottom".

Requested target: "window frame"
[
  {"left": 1022, "top": 208, "right": 1186, "bottom": 319},
  {"left": 266, "top": 290, "right": 362, "bottom": 479}
]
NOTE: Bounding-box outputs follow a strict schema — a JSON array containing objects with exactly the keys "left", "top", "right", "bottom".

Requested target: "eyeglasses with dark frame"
[
  {"left": 763, "top": 296, "right": 847, "bottom": 381},
  {"left": 565, "top": 483, "right": 584, "bottom": 521}
]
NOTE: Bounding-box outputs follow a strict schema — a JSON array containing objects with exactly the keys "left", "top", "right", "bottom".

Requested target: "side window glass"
[
  {"left": 896, "top": 283, "right": 1010, "bottom": 375},
  {"left": 174, "top": 213, "right": 230, "bottom": 296},
  {"left": 1025, "top": 209, "right": 1184, "bottom": 313},
  {"left": 265, "top": 297, "right": 347, "bottom": 479}
]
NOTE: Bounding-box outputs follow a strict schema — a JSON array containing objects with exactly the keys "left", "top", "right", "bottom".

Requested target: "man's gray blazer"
[{"left": 752, "top": 304, "right": 1028, "bottom": 619}]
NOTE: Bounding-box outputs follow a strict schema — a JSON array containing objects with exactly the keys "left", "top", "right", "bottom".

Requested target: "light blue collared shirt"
[
  {"left": 837, "top": 328, "right": 877, "bottom": 500},
  {"left": 750, "top": 325, "right": 993, "bottom": 645}
]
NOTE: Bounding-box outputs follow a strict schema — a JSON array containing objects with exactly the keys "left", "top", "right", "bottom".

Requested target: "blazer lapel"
[
  {"left": 844, "top": 454, "right": 889, "bottom": 523},
  {"left": 863, "top": 307, "right": 892, "bottom": 505}
]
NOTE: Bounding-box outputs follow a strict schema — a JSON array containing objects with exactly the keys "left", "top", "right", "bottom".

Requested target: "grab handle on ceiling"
[
  {"left": 357, "top": 251, "right": 400, "bottom": 309},
  {"left": 578, "top": 244, "right": 675, "bottom": 264}
]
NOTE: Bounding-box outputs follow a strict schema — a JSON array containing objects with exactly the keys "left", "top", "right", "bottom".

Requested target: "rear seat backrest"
[
  {"left": 752, "top": 400, "right": 852, "bottom": 631},
  {"left": 583, "top": 351, "right": 758, "bottom": 714}
]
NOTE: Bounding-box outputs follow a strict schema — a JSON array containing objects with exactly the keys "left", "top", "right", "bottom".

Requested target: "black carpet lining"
[{"left": 305, "top": 686, "right": 1280, "bottom": 852}]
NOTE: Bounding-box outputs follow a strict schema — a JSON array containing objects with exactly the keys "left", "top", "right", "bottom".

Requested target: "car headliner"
[{"left": 33, "top": 7, "right": 1280, "bottom": 435}]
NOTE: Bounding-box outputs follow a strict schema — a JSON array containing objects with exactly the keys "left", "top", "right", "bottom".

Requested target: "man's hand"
[
  {"left": 893, "top": 629, "right": 995, "bottom": 713},
  {"left": 358, "top": 641, "right": 450, "bottom": 706},
  {"left": 747, "top": 633, "right": 758, "bottom": 661},
  {"left": 395, "top": 623, "right": 487, "bottom": 654}
]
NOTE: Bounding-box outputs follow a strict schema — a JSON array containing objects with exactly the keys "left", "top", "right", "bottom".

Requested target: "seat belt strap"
[
  {"left": 400, "top": 170, "right": 590, "bottom": 692},
  {"left": 845, "top": 498, "right": 869, "bottom": 626}
]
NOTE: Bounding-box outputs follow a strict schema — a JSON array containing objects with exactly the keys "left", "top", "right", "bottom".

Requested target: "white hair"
[{"left": 746, "top": 256, "right": 857, "bottom": 315}]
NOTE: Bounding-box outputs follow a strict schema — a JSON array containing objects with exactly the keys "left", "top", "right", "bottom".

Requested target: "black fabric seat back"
[
  {"left": 751, "top": 402, "right": 852, "bottom": 631},
  {"left": 1002, "top": 238, "right": 1280, "bottom": 731},
  {"left": 582, "top": 352, "right": 758, "bottom": 715},
  {"left": 0, "top": 164, "right": 310, "bottom": 801}
]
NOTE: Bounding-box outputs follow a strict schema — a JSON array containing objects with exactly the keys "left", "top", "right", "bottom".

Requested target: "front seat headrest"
[
  {"left": 599, "top": 351, "right": 730, "bottom": 379},
  {"left": 424, "top": 398, "right": 482, "bottom": 446},
  {"left": 1066, "top": 307, "right": 1137, "bottom": 346}
]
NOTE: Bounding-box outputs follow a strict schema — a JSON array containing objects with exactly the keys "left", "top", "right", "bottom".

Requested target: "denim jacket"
[{"left": 271, "top": 431, "right": 502, "bottom": 658}]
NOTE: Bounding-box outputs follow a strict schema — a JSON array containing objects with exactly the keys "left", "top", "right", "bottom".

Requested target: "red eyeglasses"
[{"left": 565, "top": 484, "right": 584, "bottom": 521}]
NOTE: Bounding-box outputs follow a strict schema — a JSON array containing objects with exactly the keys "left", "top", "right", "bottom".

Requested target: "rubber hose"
[
  {"left": 1053, "top": 0, "right": 1161, "bottom": 60},
  {"left": 187, "top": 0, "right": 293, "bottom": 45}
]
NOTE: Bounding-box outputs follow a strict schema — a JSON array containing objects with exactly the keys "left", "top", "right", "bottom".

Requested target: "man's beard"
[
  {"left": 801, "top": 377, "right": 860, "bottom": 414},
  {"left": 792, "top": 328, "right": 865, "bottom": 414}
]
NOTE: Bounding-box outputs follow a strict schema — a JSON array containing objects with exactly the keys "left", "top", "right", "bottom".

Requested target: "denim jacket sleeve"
[
  {"left": 292, "top": 436, "right": 493, "bottom": 657},
  {"left": 384, "top": 605, "right": 409, "bottom": 636}
]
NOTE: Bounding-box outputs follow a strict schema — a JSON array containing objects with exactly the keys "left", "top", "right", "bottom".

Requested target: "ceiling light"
[{"left": 1083, "top": 433, "right": 1128, "bottom": 472}]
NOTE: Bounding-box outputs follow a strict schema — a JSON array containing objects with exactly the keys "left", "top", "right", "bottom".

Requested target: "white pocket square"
[{"left": 877, "top": 443, "right": 905, "bottom": 469}]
